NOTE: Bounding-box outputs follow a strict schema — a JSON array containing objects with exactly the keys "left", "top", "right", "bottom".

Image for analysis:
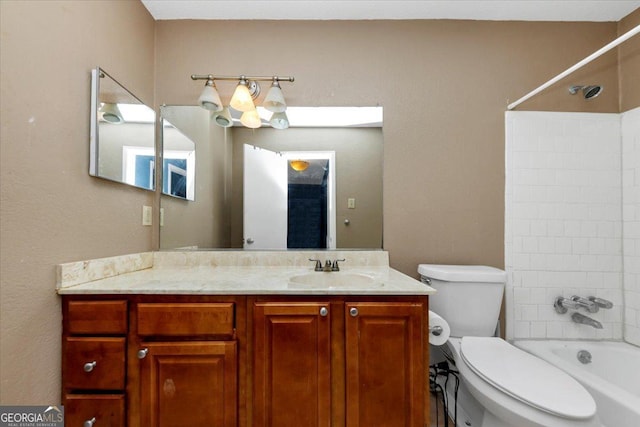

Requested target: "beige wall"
[
  {"left": 155, "top": 19, "right": 623, "bottom": 278},
  {"left": 619, "top": 9, "right": 640, "bottom": 111},
  {"left": 1, "top": 1, "right": 638, "bottom": 404},
  {"left": 0, "top": 0, "right": 155, "bottom": 403}
]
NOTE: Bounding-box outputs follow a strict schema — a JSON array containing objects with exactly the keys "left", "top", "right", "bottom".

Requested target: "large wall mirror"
[
  {"left": 89, "top": 67, "right": 156, "bottom": 190},
  {"left": 159, "top": 105, "right": 383, "bottom": 250}
]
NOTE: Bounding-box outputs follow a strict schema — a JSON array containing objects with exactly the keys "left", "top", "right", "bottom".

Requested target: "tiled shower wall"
[
  {"left": 505, "top": 111, "right": 623, "bottom": 341},
  {"left": 622, "top": 107, "right": 640, "bottom": 346}
]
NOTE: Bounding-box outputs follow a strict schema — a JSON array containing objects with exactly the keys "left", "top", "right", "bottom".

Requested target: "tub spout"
[{"left": 571, "top": 312, "right": 603, "bottom": 329}]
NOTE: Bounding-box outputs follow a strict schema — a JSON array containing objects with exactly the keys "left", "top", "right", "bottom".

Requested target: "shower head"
[{"left": 569, "top": 85, "right": 603, "bottom": 100}]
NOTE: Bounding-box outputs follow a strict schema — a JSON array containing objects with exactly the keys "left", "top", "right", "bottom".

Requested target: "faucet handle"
[
  {"left": 332, "top": 259, "right": 346, "bottom": 271},
  {"left": 308, "top": 259, "right": 323, "bottom": 271},
  {"left": 570, "top": 295, "right": 599, "bottom": 313},
  {"left": 588, "top": 296, "right": 613, "bottom": 309}
]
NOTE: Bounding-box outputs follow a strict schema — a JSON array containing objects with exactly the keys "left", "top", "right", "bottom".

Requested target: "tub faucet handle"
[
  {"left": 554, "top": 296, "right": 578, "bottom": 314},
  {"left": 570, "top": 295, "right": 599, "bottom": 313},
  {"left": 588, "top": 296, "right": 613, "bottom": 309}
]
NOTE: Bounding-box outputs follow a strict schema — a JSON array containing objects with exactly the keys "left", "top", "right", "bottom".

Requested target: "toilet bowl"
[{"left": 419, "top": 264, "right": 601, "bottom": 427}]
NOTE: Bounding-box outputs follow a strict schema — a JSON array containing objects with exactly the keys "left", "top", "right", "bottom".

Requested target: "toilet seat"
[{"left": 460, "top": 337, "right": 596, "bottom": 420}]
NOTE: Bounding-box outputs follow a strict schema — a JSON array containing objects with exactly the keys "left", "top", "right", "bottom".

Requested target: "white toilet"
[{"left": 420, "top": 264, "right": 600, "bottom": 427}]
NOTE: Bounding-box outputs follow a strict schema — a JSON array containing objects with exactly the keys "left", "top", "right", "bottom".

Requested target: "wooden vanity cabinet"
[
  {"left": 344, "top": 301, "right": 426, "bottom": 427},
  {"left": 62, "top": 299, "right": 128, "bottom": 427},
  {"left": 62, "top": 295, "right": 427, "bottom": 427},
  {"left": 252, "top": 301, "right": 332, "bottom": 427},
  {"left": 132, "top": 301, "right": 239, "bottom": 427},
  {"left": 251, "top": 297, "right": 428, "bottom": 427}
]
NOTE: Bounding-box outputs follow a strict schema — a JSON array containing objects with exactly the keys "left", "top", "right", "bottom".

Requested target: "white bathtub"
[{"left": 514, "top": 340, "right": 640, "bottom": 427}]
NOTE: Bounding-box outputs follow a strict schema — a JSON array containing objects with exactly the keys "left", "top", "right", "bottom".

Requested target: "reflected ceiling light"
[
  {"left": 263, "top": 80, "right": 286, "bottom": 113},
  {"left": 191, "top": 74, "right": 294, "bottom": 128},
  {"left": 213, "top": 107, "right": 233, "bottom": 128},
  {"left": 270, "top": 111, "right": 289, "bottom": 130},
  {"left": 198, "top": 78, "right": 223, "bottom": 112},
  {"left": 99, "top": 103, "right": 124, "bottom": 124},
  {"left": 290, "top": 160, "right": 310, "bottom": 172},
  {"left": 240, "top": 108, "right": 262, "bottom": 129}
]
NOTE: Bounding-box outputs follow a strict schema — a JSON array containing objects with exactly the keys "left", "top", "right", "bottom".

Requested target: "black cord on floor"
[{"left": 430, "top": 362, "right": 460, "bottom": 427}]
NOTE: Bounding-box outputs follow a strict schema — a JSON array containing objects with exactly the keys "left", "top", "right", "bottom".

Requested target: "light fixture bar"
[{"left": 191, "top": 74, "right": 294, "bottom": 83}]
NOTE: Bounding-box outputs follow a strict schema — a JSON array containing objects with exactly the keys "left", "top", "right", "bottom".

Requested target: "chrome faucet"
[
  {"left": 308, "top": 258, "right": 346, "bottom": 272},
  {"left": 554, "top": 296, "right": 598, "bottom": 314},
  {"left": 570, "top": 295, "right": 599, "bottom": 313},
  {"left": 571, "top": 312, "right": 603, "bottom": 329},
  {"left": 309, "top": 259, "right": 323, "bottom": 271},
  {"left": 588, "top": 296, "right": 613, "bottom": 309}
]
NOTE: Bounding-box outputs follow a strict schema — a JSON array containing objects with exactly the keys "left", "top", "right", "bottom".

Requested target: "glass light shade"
[
  {"left": 230, "top": 82, "right": 255, "bottom": 112},
  {"left": 263, "top": 82, "right": 286, "bottom": 113},
  {"left": 213, "top": 107, "right": 233, "bottom": 128},
  {"left": 100, "top": 103, "right": 123, "bottom": 124},
  {"left": 270, "top": 111, "right": 289, "bottom": 129},
  {"left": 240, "top": 109, "right": 262, "bottom": 129},
  {"left": 290, "top": 160, "right": 309, "bottom": 172},
  {"left": 198, "top": 82, "right": 223, "bottom": 112}
]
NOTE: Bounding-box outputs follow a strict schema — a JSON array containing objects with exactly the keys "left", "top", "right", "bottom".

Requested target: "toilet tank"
[{"left": 419, "top": 264, "right": 506, "bottom": 338}]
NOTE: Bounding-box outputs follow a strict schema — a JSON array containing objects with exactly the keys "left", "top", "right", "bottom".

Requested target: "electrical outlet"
[
  {"left": 348, "top": 198, "right": 356, "bottom": 209},
  {"left": 142, "top": 205, "right": 153, "bottom": 226}
]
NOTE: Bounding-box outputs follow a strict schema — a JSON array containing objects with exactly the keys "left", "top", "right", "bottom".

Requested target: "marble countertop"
[{"left": 56, "top": 251, "right": 435, "bottom": 296}]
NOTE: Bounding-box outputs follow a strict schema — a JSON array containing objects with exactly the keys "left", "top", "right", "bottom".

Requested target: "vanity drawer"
[
  {"left": 137, "top": 303, "right": 235, "bottom": 337},
  {"left": 67, "top": 300, "right": 127, "bottom": 335},
  {"left": 64, "top": 337, "right": 125, "bottom": 390},
  {"left": 64, "top": 394, "right": 125, "bottom": 426}
]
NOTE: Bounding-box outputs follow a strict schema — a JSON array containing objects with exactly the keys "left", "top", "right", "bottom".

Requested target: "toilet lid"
[{"left": 460, "top": 337, "right": 596, "bottom": 419}]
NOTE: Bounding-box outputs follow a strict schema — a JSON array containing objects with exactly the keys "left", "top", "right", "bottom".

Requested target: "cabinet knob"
[
  {"left": 319, "top": 307, "right": 328, "bottom": 317},
  {"left": 84, "top": 417, "right": 96, "bottom": 427},
  {"left": 349, "top": 307, "right": 358, "bottom": 317},
  {"left": 137, "top": 348, "right": 149, "bottom": 359},
  {"left": 83, "top": 361, "right": 97, "bottom": 372}
]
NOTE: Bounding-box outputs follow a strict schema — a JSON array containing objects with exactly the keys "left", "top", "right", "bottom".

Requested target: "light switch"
[
  {"left": 142, "top": 205, "right": 153, "bottom": 226},
  {"left": 160, "top": 208, "right": 165, "bottom": 227},
  {"left": 348, "top": 198, "right": 356, "bottom": 209}
]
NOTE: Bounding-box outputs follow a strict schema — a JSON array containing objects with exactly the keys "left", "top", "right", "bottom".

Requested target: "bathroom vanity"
[{"left": 57, "top": 251, "right": 434, "bottom": 427}]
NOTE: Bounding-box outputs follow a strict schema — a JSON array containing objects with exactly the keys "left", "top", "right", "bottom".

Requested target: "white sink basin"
[{"left": 288, "top": 272, "right": 376, "bottom": 287}]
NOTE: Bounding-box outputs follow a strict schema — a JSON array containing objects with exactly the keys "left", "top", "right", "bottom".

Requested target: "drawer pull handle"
[
  {"left": 320, "top": 307, "right": 328, "bottom": 317},
  {"left": 83, "top": 361, "right": 97, "bottom": 372},
  {"left": 349, "top": 307, "right": 358, "bottom": 317},
  {"left": 137, "top": 348, "right": 149, "bottom": 359},
  {"left": 84, "top": 417, "right": 96, "bottom": 427}
]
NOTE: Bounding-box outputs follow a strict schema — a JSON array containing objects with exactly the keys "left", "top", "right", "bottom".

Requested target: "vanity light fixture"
[
  {"left": 240, "top": 108, "right": 262, "bottom": 129},
  {"left": 198, "top": 78, "right": 223, "bottom": 112},
  {"left": 263, "top": 79, "right": 287, "bottom": 113},
  {"left": 270, "top": 111, "right": 289, "bottom": 129},
  {"left": 191, "top": 74, "right": 294, "bottom": 129},
  {"left": 289, "top": 160, "right": 310, "bottom": 172},
  {"left": 213, "top": 107, "right": 233, "bottom": 128},
  {"left": 99, "top": 103, "right": 124, "bottom": 124}
]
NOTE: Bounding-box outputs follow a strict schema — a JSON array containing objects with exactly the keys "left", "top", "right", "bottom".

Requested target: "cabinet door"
[
  {"left": 345, "top": 302, "right": 425, "bottom": 427},
  {"left": 253, "top": 302, "right": 331, "bottom": 427},
  {"left": 138, "top": 341, "right": 237, "bottom": 427}
]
